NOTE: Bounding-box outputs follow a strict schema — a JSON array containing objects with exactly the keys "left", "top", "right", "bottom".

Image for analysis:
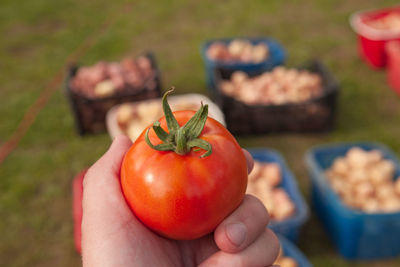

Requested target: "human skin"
[{"left": 81, "top": 135, "right": 280, "bottom": 267}]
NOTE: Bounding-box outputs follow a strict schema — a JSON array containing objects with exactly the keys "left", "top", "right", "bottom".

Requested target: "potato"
[
  {"left": 238, "top": 43, "right": 254, "bottom": 63},
  {"left": 220, "top": 81, "right": 236, "bottom": 96},
  {"left": 355, "top": 181, "right": 375, "bottom": 197},
  {"left": 347, "top": 168, "right": 368, "bottom": 184},
  {"left": 275, "top": 256, "right": 298, "bottom": 267},
  {"left": 251, "top": 43, "right": 269, "bottom": 63},
  {"left": 207, "top": 42, "right": 228, "bottom": 60},
  {"left": 116, "top": 104, "right": 135, "bottom": 127},
  {"left": 362, "top": 199, "right": 380, "bottom": 213},
  {"left": 272, "top": 189, "right": 295, "bottom": 220},
  {"left": 376, "top": 183, "right": 396, "bottom": 201},
  {"left": 347, "top": 147, "right": 370, "bottom": 169},
  {"left": 228, "top": 39, "right": 247, "bottom": 58},
  {"left": 126, "top": 122, "right": 146, "bottom": 142},
  {"left": 231, "top": 71, "right": 248, "bottom": 86},
  {"left": 331, "top": 157, "right": 349, "bottom": 176},
  {"left": 136, "top": 101, "right": 162, "bottom": 125},
  {"left": 94, "top": 79, "right": 115, "bottom": 97},
  {"left": 326, "top": 147, "right": 399, "bottom": 213},
  {"left": 380, "top": 196, "right": 400, "bottom": 212},
  {"left": 260, "top": 163, "right": 281, "bottom": 187}
]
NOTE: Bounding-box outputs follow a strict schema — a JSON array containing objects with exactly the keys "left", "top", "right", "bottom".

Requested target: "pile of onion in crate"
[
  {"left": 248, "top": 148, "right": 309, "bottom": 242},
  {"left": 326, "top": 146, "right": 400, "bottom": 213},
  {"left": 105, "top": 94, "right": 226, "bottom": 142},
  {"left": 213, "top": 61, "right": 339, "bottom": 135},
  {"left": 306, "top": 142, "right": 400, "bottom": 259},
  {"left": 247, "top": 159, "right": 296, "bottom": 222},
  {"left": 201, "top": 37, "right": 287, "bottom": 90},
  {"left": 206, "top": 39, "right": 270, "bottom": 64},
  {"left": 65, "top": 52, "right": 162, "bottom": 135},
  {"left": 219, "top": 66, "right": 323, "bottom": 106}
]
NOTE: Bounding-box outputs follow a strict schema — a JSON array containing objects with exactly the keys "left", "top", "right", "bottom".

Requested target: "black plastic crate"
[
  {"left": 64, "top": 52, "right": 162, "bottom": 135},
  {"left": 213, "top": 60, "right": 339, "bottom": 135}
]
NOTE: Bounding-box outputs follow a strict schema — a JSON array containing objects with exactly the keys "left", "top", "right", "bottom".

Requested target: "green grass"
[{"left": 1, "top": 0, "right": 400, "bottom": 266}]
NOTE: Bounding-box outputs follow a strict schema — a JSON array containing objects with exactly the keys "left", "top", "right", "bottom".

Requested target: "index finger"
[{"left": 242, "top": 149, "right": 254, "bottom": 174}]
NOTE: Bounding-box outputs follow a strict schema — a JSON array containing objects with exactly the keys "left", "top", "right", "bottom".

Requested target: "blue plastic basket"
[
  {"left": 248, "top": 148, "right": 309, "bottom": 242},
  {"left": 201, "top": 37, "right": 287, "bottom": 90},
  {"left": 306, "top": 142, "right": 400, "bottom": 260},
  {"left": 278, "top": 234, "right": 313, "bottom": 267}
]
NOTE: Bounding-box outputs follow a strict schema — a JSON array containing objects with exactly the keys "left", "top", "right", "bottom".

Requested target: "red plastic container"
[
  {"left": 72, "top": 169, "right": 87, "bottom": 254},
  {"left": 350, "top": 6, "right": 400, "bottom": 68},
  {"left": 387, "top": 41, "right": 400, "bottom": 95}
]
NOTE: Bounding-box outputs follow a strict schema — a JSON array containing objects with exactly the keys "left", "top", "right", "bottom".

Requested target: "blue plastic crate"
[
  {"left": 278, "top": 234, "right": 313, "bottom": 267},
  {"left": 306, "top": 142, "right": 400, "bottom": 260},
  {"left": 248, "top": 148, "right": 309, "bottom": 242},
  {"left": 201, "top": 37, "right": 287, "bottom": 90}
]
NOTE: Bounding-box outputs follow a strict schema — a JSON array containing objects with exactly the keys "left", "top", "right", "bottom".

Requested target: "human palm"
[{"left": 82, "top": 136, "right": 279, "bottom": 267}]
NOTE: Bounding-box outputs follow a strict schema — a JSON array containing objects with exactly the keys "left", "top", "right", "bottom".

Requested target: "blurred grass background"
[{"left": 1, "top": 0, "right": 400, "bottom": 266}]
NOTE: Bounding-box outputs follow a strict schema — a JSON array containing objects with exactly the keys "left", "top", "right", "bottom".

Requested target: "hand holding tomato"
[
  {"left": 121, "top": 89, "right": 249, "bottom": 240},
  {"left": 81, "top": 135, "right": 280, "bottom": 267}
]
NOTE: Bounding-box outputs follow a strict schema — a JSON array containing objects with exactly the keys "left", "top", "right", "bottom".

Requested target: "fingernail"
[{"left": 226, "top": 223, "right": 247, "bottom": 246}]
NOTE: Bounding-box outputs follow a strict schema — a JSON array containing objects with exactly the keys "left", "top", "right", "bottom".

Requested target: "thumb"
[{"left": 81, "top": 135, "right": 134, "bottom": 265}]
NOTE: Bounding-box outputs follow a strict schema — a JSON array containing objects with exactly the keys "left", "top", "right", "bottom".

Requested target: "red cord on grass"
[{"left": 0, "top": 2, "right": 134, "bottom": 165}]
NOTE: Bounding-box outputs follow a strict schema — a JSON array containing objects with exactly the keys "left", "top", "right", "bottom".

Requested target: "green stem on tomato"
[{"left": 145, "top": 88, "right": 212, "bottom": 158}]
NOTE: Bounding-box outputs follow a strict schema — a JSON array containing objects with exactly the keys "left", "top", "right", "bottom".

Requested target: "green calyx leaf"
[{"left": 145, "top": 88, "right": 212, "bottom": 158}]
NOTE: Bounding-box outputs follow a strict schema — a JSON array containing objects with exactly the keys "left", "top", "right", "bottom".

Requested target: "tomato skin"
[{"left": 121, "top": 110, "right": 248, "bottom": 240}]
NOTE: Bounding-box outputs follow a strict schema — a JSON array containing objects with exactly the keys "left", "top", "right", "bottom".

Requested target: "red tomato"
[{"left": 121, "top": 95, "right": 248, "bottom": 240}]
